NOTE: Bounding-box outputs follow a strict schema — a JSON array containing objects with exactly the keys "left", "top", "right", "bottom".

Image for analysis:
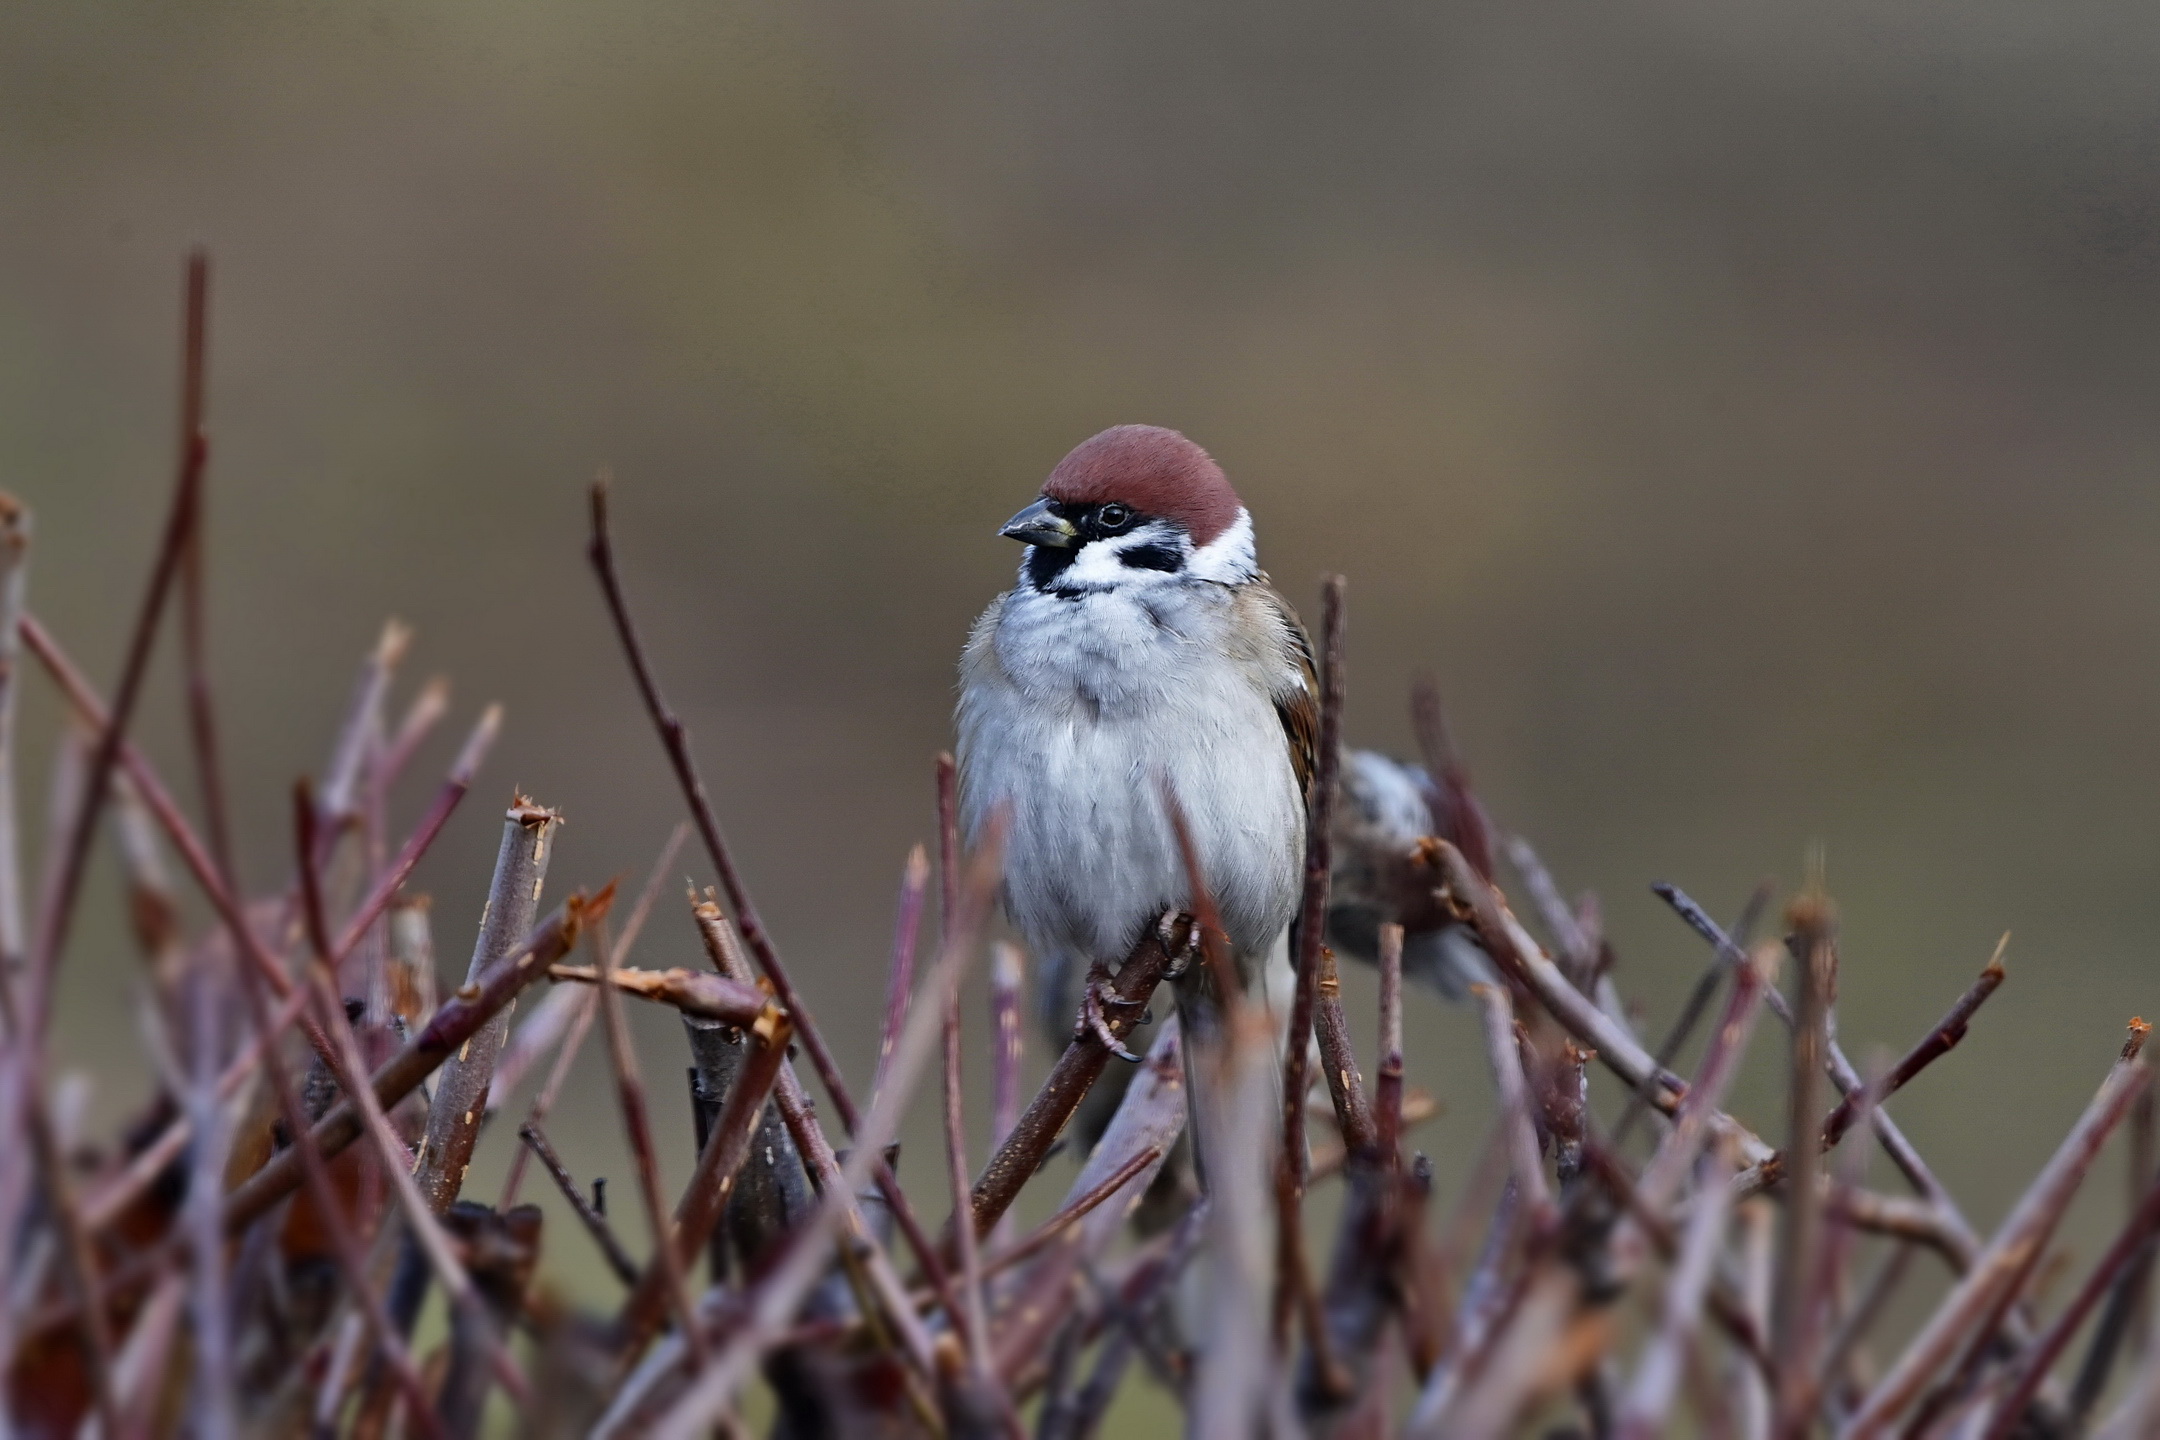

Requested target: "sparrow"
[
  {"left": 955, "top": 425, "right": 1318, "bottom": 1044},
  {"left": 1327, "top": 748, "right": 1494, "bottom": 1000}
]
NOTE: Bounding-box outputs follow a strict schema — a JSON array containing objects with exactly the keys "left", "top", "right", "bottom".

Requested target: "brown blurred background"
[{"left": 6, "top": 0, "right": 2160, "bottom": 1336}]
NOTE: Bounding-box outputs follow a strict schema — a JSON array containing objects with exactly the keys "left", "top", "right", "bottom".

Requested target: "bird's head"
[{"left": 1000, "top": 425, "right": 1257, "bottom": 595}]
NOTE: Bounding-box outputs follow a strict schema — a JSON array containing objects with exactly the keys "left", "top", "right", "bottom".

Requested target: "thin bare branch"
[
  {"left": 414, "top": 794, "right": 559, "bottom": 1214},
  {"left": 587, "top": 478, "right": 860, "bottom": 1137},
  {"left": 1472, "top": 984, "right": 1554, "bottom": 1222},
  {"left": 635, "top": 821, "right": 998, "bottom": 1440},
  {"left": 876, "top": 845, "right": 931, "bottom": 1106},
  {"left": 547, "top": 964, "right": 771, "bottom": 1026},
  {"left": 1279, "top": 574, "right": 1348, "bottom": 1341},
  {"left": 1616, "top": 1145, "right": 1739, "bottom": 1440},
  {"left": 1817, "top": 935, "right": 2006, "bottom": 1153},
  {"left": 519, "top": 1122, "right": 639, "bottom": 1288},
  {"left": 222, "top": 888, "right": 611, "bottom": 1233},
  {"left": 1847, "top": 1023, "right": 2152, "bottom": 1438}
]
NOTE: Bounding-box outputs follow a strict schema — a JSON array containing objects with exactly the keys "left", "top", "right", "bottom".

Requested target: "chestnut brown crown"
[{"left": 1040, "top": 425, "right": 1244, "bottom": 548}]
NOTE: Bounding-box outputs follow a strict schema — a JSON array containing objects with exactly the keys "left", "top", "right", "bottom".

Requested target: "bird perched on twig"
[
  {"left": 1327, "top": 748, "right": 1493, "bottom": 1000},
  {"left": 955, "top": 425, "right": 1316, "bottom": 1059}
]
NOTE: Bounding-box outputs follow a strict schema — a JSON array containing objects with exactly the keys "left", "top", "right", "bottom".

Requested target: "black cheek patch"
[
  {"left": 1026, "top": 544, "right": 1080, "bottom": 591},
  {"left": 1118, "top": 542, "right": 1183, "bottom": 573}
]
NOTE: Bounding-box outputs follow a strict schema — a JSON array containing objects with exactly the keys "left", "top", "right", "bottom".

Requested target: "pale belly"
[{"left": 958, "top": 591, "right": 1306, "bottom": 964}]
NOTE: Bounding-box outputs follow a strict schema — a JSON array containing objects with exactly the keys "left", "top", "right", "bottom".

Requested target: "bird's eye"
[{"left": 1097, "top": 503, "right": 1133, "bottom": 531}]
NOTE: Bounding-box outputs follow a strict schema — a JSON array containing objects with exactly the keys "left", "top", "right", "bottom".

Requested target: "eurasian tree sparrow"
[{"left": 955, "top": 425, "right": 1318, "bottom": 1039}]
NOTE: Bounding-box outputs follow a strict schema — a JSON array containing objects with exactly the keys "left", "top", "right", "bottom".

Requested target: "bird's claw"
[
  {"left": 1157, "top": 910, "right": 1205, "bottom": 982},
  {"left": 1075, "top": 960, "right": 1144, "bottom": 1062}
]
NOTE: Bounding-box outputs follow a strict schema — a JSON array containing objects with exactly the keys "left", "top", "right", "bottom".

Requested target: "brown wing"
[{"left": 1248, "top": 578, "right": 1320, "bottom": 805}]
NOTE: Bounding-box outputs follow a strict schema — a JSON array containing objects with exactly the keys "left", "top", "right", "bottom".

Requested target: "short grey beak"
[{"left": 998, "top": 497, "right": 1080, "bottom": 548}]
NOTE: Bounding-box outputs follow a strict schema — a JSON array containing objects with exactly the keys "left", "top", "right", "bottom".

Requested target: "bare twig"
[
  {"left": 1279, "top": 574, "right": 1348, "bottom": 1339},
  {"left": 1980, "top": 1161, "right": 2160, "bottom": 1440},
  {"left": 980, "top": 1143, "right": 1164, "bottom": 1283},
  {"left": 1472, "top": 984, "right": 1554, "bottom": 1222},
  {"left": 876, "top": 845, "right": 931, "bottom": 1106},
  {"left": 1817, "top": 935, "right": 2006, "bottom": 1153},
  {"left": 615, "top": 1002, "right": 792, "bottom": 1361},
  {"left": 1313, "top": 945, "right": 1378, "bottom": 1159},
  {"left": 1409, "top": 674, "right": 1494, "bottom": 881},
  {"left": 547, "top": 964, "right": 771, "bottom": 1026},
  {"left": 497, "top": 822, "right": 685, "bottom": 1207},
  {"left": 991, "top": 1015, "right": 1189, "bottom": 1380},
  {"left": 1616, "top": 1145, "right": 1738, "bottom": 1440},
  {"left": 967, "top": 926, "right": 1178, "bottom": 1240},
  {"left": 635, "top": 825, "right": 997, "bottom": 1440},
  {"left": 0, "top": 492, "right": 30, "bottom": 975},
  {"left": 587, "top": 479, "right": 858, "bottom": 1136},
  {"left": 414, "top": 795, "right": 558, "bottom": 1214},
  {"left": 1377, "top": 922, "right": 1405, "bottom": 1162},
  {"left": 223, "top": 888, "right": 610, "bottom": 1232},
  {"left": 1435, "top": 841, "right": 1777, "bottom": 1170},
  {"left": 940, "top": 752, "right": 998, "bottom": 1401},
  {"left": 1847, "top": 1023, "right": 2152, "bottom": 1438},
  {"left": 592, "top": 903, "right": 706, "bottom": 1365},
  {"left": 690, "top": 890, "right": 956, "bottom": 1368},
  {"left": 519, "top": 1123, "right": 639, "bottom": 1287},
  {"left": 1774, "top": 883, "right": 1837, "bottom": 1439}
]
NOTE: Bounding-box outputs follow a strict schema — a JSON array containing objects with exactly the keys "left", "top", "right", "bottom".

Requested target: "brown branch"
[
  {"left": 496, "top": 821, "right": 685, "bottom": 1209},
  {"left": 1471, "top": 984, "right": 1553, "bottom": 1222},
  {"left": 875, "top": 844, "right": 930, "bottom": 1105},
  {"left": 616, "top": 1005, "right": 790, "bottom": 1360},
  {"left": 1409, "top": 675, "right": 1495, "bottom": 882},
  {"left": 966, "top": 924, "right": 1177, "bottom": 1240},
  {"left": 20, "top": 611, "right": 497, "bottom": 1066},
  {"left": 938, "top": 752, "right": 999, "bottom": 1401},
  {"left": 990, "top": 1014, "right": 1190, "bottom": 1383},
  {"left": 1659, "top": 882, "right": 1987, "bottom": 1274},
  {"left": 1434, "top": 840, "right": 1777, "bottom": 1170},
  {"left": 0, "top": 491, "right": 31, "bottom": 971},
  {"left": 641, "top": 829, "right": 996, "bottom": 1438},
  {"left": 24, "top": 252, "right": 207, "bottom": 1038},
  {"left": 413, "top": 795, "right": 559, "bottom": 1215},
  {"left": 229, "top": 791, "right": 445, "bottom": 1436},
  {"left": 1278, "top": 574, "right": 1348, "bottom": 1341},
  {"left": 222, "top": 887, "right": 610, "bottom": 1233},
  {"left": 1377, "top": 922, "right": 1405, "bottom": 1162},
  {"left": 1847, "top": 1023, "right": 2153, "bottom": 1438},
  {"left": 1773, "top": 885, "right": 1836, "bottom": 1440},
  {"left": 980, "top": 1144, "right": 1163, "bottom": 1283},
  {"left": 497, "top": 989, "right": 596, "bottom": 1211},
  {"left": 519, "top": 1123, "right": 639, "bottom": 1287},
  {"left": 592, "top": 903, "right": 706, "bottom": 1366},
  {"left": 689, "top": 891, "right": 956, "bottom": 1369},
  {"left": 1313, "top": 946, "right": 1378, "bottom": 1159},
  {"left": 1615, "top": 1145, "right": 1739, "bottom": 1440},
  {"left": 1817, "top": 936, "right": 2006, "bottom": 1152},
  {"left": 1980, "top": 1161, "right": 2160, "bottom": 1440},
  {"left": 586, "top": 479, "right": 858, "bottom": 1137},
  {"left": 173, "top": 251, "right": 238, "bottom": 909},
  {"left": 546, "top": 964, "right": 771, "bottom": 1026}
]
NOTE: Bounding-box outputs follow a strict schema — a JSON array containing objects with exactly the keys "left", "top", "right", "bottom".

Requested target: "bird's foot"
[
  {"left": 1157, "top": 910, "right": 1204, "bottom": 982},
  {"left": 1075, "top": 959, "right": 1144, "bottom": 1062}
]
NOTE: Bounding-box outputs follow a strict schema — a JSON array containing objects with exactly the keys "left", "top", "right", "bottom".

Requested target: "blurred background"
[{"left": 6, "top": 0, "right": 2160, "bottom": 1345}]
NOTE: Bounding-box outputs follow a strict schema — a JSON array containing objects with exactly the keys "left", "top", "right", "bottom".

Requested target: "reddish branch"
[
  {"left": 1817, "top": 937, "right": 2006, "bottom": 1152},
  {"left": 586, "top": 480, "right": 858, "bottom": 1133},
  {"left": 222, "top": 888, "right": 612, "bottom": 1233},
  {"left": 966, "top": 925, "right": 1179, "bottom": 1239}
]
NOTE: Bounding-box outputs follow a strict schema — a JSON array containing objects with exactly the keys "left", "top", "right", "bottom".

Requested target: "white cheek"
[
  {"left": 1186, "top": 509, "right": 1256, "bottom": 584},
  {"left": 1062, "top": 541, "right": 1142, "bottom": 586}
]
